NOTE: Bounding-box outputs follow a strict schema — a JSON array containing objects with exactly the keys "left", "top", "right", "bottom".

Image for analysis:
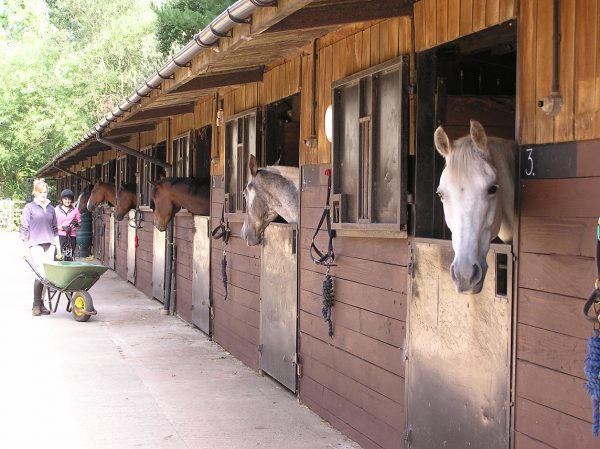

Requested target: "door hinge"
[
  {"left": 404, "top": 428, "right": 413, "bottom": 448},
  {"left": 408, "top": 246, "right": 415, "bottom": 278},
  {"left": 210, "top": 306, "right": 215, "bottom": 319},
  {"left": 294, "top": 353, "right": 303, "bottom": 378}
]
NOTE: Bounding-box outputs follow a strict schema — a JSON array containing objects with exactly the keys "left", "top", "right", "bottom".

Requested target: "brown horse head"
[
  {"left": 86, "top": 180, "right": 116, "bottom": 211},
  {"left": 241, "top": 155, "right": 299, "bottom": 246},
  {"left": 150, "top": 177, "right": 210, "bottom": 231},
  {"left": 75, "top": 184, "right": 93, "bottom": 213},
  {"left": 114, "top": 183, "right": 138, "bottom": 221}
]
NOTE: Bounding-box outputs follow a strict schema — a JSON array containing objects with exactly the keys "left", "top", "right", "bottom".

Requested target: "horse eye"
[
  {"left": 436, "top": 190, "right": 444, "bottom": 200},
  {"left": 488, "top": 184, "right": 498, "bottom": 195}
]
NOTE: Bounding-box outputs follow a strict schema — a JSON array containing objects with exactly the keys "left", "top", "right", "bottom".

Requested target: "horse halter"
[{"left": 308, "top": 169, "right": 336, "bottom": 337}]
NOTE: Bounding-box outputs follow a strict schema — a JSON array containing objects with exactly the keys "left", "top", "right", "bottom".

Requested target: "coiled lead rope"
[
  {"left": 583, "top": 218, "right": 600, "bottom": 436},
  {"left": 212, "top": 204, "right": 231, "bottom": 300}
]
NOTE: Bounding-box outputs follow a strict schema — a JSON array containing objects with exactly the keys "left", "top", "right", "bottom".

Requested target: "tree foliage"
[
  {"left": 0, "top": 0, "right": 234, "bottom": 200},
  {"left": 0, "top": 0, "right": 162, "bottom": 200},
  {"left": 152, "top": 0, "right": 235, "bottom": 56}
]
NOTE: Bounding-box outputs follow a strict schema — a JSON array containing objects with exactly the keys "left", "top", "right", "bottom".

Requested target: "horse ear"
[
  {"left": 248, "top": 154, "right": 258, "bottom": 176},
  {"left": 434, "top": 126, "right": 452, "bottom": 157},
  {"left": 470, "top": 120, "right": 488, "bottom": 153}
]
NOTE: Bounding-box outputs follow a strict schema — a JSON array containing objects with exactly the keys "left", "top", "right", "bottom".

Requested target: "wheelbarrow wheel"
[{"left": 71, "top": 290, "right": 94, "bottom": 322}]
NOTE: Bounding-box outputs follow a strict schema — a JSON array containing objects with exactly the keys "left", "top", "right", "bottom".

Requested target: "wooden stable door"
[
  {"left": 192, "top": 216, "right": 211, "bottom": 334},
  {"left": 406, "top": 239, "right": 513, "bottom": 449},
  {"left": 108, "top": 214, "right": 115, "bottom": 270},
  {"left": 127, "top": 210, "right": 136, "bottom": 283},
  {"left": 152, "top": 227, "right": 166, "bottom": 303},
  {"left": 259, "top": 223, "right": 298, "bottom": 391}
]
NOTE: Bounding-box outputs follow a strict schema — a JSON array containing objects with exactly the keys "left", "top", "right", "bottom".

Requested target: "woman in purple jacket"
[{"left": 20, "top": 179, "right": 63, "bottom": 316}]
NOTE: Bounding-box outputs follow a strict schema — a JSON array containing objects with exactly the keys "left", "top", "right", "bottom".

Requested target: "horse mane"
[
  {"left": 156, "top": 177, "right": 211, "bottom": 196},
  {"left": 120, "top": 182, "right": 137, "bottom": 193},
  {"left": 445, "top": 135, "right": 496, "bottom": 180},
  {"left": 258, "top": 166, "right": 299, "bottom": 189}
]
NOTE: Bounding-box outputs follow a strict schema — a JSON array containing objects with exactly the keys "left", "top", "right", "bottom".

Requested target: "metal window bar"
[{"left": 358, "top": 117, "right": 371, "bottom": 222}]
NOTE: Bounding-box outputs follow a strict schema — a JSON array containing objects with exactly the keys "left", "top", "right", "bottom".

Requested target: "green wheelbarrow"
[{"left": 24, "top": 258, "right": 108, "bottom": 322}]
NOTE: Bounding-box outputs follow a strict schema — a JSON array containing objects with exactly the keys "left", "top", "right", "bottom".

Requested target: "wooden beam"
[
  {"left": 265, "top": 0, "right": 413, "bottom": 33},
  {"left": 127, "top": 103, "right": 195, "bottom": 121},
  {"left": 106, "top": 123, "right": 156, "bottom": 136},
  {"left": 171, "top": 66, "right": 265, "bottom": 94}
]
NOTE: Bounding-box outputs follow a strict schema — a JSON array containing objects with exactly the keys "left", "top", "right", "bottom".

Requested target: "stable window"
[
  {"left": 101, "top": 160, "right": 116, "bottom": 185},
  {"left": 139, "top": 142, "right": 167, "bottom": 207},
  {"left": 116, "top": 156, "right": 128, "bottom": 187},
  {"left": 332, "top": 56, "right": 408, "bottom": 233},
  {"left": 224, "top": 109, "right": 260, "bottom": 214},
  {"left": 173, "top": 133, "right": 190, "bottom": 178},
  {"left": 192, "top": 126, "right": 212, "bottom": 179}
]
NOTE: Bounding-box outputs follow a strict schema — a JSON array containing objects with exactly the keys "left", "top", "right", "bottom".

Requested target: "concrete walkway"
[{"left": 0, "top": 231, "right": 360, "bottom": 449}]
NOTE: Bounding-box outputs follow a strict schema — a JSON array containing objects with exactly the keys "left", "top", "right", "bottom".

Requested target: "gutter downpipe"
[
  {"left": 39, "top": 0, "right": 276, "bottom": 178},
  {"left": 52, "top": 163, "right": 92, "bottom": 183},
  {"left": 163, "top": 118, "right": 174, "bottom": 315},
  {"left": 537, "top": 0, "right": 563, "bottom": 116},
  {"left": 96, "top": 134, "right": 171, "bottom": 169}
]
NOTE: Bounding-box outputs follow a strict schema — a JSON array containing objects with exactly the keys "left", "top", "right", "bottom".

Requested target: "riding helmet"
[{"left": 60, "top": 189, "right": 74, "bottom": 199}]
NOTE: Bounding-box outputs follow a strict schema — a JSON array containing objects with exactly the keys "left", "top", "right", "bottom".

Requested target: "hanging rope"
[
  {"left": 212, "top": 204, "right": 231, "bottom": 300},
  {"left": 583, "top": 217, "right": 600, "bottom": 436},
  {"left": 309, "top": 169, "right": 336, "bottom": 337}
]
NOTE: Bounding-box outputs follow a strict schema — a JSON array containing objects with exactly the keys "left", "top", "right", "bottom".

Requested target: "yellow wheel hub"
[{"left": 73, "top": 295, "right": 86, "bottom": 315}]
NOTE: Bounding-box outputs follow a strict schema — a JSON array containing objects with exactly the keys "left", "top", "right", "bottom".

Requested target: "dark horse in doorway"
[
  {"left": 150, "top": 177, "right": 211, "bottom": 231},
  {"left": 114, "top": 183, "right": 138, "bottom": 221},
  {"left": 75, "top": 184, "right": 93, "bottom": 213}
]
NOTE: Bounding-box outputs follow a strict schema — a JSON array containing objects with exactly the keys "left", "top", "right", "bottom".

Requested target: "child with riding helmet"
[{"left": 55, "top": 188, "right": 81, "bottom": 261}]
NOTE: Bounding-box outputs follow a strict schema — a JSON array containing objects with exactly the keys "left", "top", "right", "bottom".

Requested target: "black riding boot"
[
  {"left": 40, "top": 301, "right": 50, "bottom": 315},
  {"left": 32, "top": 280, "right": 44, "bottom": 316},
  {"left": 32, "top": 300, "right": 42, "bottom": 316}
]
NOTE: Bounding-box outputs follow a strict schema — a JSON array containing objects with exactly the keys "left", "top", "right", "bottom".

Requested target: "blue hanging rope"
[
  {"left": 583, "top": 217, "right": 600, "bottom": 436},
  {"left": 585, "top": 331, "right": 600, "bottom": 436}
]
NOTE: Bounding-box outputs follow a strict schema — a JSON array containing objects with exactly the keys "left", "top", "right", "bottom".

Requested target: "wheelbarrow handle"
[{"left": 22, "top": 255, "right": 48, "bottom": 284}]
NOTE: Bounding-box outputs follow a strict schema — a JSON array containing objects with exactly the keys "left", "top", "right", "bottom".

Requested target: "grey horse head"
[{"left": 240, "top": 155, "right": 299, "bottom": 246}]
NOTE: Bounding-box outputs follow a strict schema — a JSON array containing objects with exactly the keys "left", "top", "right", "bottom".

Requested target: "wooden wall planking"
[
  {"left": 518, "top": 0, "right": 600, "bottom": 144},
  {"left": 173, "top": 214, "right": 194, "bottom": 323},
  {"left": 414, "top": 0, "right": 516, "bottom": 51},
  {"left": 517, "top": 174, "right": 600, "bottom": 447},
  {"left": 114, "top": 219, "right": 128, "bottom": 280},
  {"left": 134, "top": 210, "right": 154, "bottom": 299},
  {"left": 298, "top": 165, "right": 407, "bottom": 449},
  {"left": 210, "top": 187, "right": 261, "bottom": 370},
  {"left": 300, "top": 17, "right": 413, "bottom": 166}
]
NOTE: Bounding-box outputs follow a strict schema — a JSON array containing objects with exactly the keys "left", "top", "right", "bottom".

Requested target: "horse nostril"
[
  {"left": 470, "top": 263, "right": 482, "bottom": 286},
  {"left": 450, "top": 263, "right": 458, "bottom": 283}
]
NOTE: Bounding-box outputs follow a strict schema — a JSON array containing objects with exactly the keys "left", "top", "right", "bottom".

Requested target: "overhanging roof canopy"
[{"left": 38, "top": 0, "right": 414, "bottom": 178}]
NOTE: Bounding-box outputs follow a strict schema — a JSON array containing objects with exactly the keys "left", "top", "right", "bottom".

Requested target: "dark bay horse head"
[
  {"left": 75, "top": 184, "right": 93, "bottom": 213},
  {"left": 86, "top": 180, "right": 117, "bottom": 211},
  {"left": 435, "top": 120, "right": 515, "bottom": 294},
  {"left": 241, "top": 155, "right": 299, "bottom": 246},
  {"left": 114, "top": 183, "right": 138, "bottom": 221},
  {"left": 150, "top": 177, "right": 211, "bottom": 231}
]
